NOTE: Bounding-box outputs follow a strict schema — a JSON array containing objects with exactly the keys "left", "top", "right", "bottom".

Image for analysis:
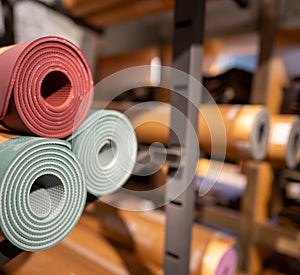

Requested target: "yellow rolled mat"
[
  {"left": 148, "top": 159, "right": 246, "bottom": 199},
  {"left": 82, "top": 202, "right": 238, "bottom": 275},
  {"left": 197, "top": 158, "right": 241, "bottom": 176},
  {"left": 195, "top": 158, "right": 246, "bottom": 198},
  {"left": 266, "top": 115, "right": 300, "bottom": 168},
  {"left": 126, "top": 103, "right": 269, "bottom": 160}
]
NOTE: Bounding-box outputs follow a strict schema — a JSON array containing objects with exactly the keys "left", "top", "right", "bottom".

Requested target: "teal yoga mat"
[
  {"left": 0, "top": 137, "right": 86, "bottom": 251},
  {"left": 68, "top": 110, "right": 137, "bottom": 196}
]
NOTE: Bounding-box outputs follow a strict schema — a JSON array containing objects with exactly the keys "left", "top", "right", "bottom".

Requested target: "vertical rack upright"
[{"left": 164, "top": 0, "right": 206, "bottom": 274}]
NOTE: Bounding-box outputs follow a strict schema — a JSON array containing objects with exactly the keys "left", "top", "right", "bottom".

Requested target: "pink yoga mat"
[{"left": 0, "top": 36, "right": 93, "bottom": 138}]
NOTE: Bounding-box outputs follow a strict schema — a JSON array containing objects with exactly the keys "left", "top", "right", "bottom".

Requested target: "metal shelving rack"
[
  {"left": 164, "top": 0, "right": 205, "bottom": 274},
  {"left": 0, "top": 1, "right": 208, "bottom": 272},
  {"left": 4, "top": 1, "right": 300, "bottom": 275},
  {"left": 0, "top": 240, "right": 22, "bottom": 266}
]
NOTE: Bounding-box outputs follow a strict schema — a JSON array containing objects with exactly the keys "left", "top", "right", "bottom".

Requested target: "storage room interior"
[{"left": 0, "top": 0, "right": 300, "bottom": 274}]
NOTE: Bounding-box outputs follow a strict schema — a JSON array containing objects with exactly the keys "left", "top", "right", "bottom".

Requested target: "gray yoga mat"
[
  {"left": 68, "top": 110, "right": 137, "bottom": 196},
  {"left": 0, "top": 136, "right": 86, "bottom": 251}
]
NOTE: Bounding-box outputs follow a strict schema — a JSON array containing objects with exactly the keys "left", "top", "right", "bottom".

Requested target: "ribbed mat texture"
[
  {"left": 0, "top": 137, "right": 86, "bottom": 251},
  {"left": 0, "top": 36, "right": 93, "bottom": 138},
  {"left": 68, "top": 110, "right": 137, "bottom": 196}
]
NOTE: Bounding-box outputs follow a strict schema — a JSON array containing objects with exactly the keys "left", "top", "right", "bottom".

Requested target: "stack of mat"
[
  {"left": 102, "top": 100, "right": 300, "bottom": 168},
  {"left": 0, "top": 37, "right": 137, "bottom": 254},
  {"left": 101, "top": 101, "right": 271, "bottom": 161}
]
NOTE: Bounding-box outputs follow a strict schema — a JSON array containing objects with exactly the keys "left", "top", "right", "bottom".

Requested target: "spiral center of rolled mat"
[
  {"left": 293, "top": 133, "right": 299, "bottom": 151},
  {"left": 29, "top": 174, "right": 65, "bottom": 218},
  {"left": 41, "top": 71, "right": 72, "bottom": 108},
  {"left": 258, "top": 123, "right": 266, "bottom": 144},
  {"left": 98, "top": 140, "right": 117, "bottom": 168}
]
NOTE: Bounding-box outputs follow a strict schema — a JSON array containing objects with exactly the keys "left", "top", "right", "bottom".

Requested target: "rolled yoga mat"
[
  {"left": 139, "top": 158, "right": 246, "bottom": 203},
  {"left": 0, "top": 132, "right": 86, "bottom": 251},
  {"left": 266, "top": 115, "right": 300, "bottom": 168},
  {"left": 196, "top": 158, "right": 246, "bottom": 201},
  {"left": 83, "top": 202, "right": 238, "bottom": 275},
  {"left": 0, "top": 36, "right": 93, "bottom": 138},
  {"left": 68, "top": 110, "right": 137, "bottom": 196},
  {"left": 126, "top": 103, "right": 269, "bottom": 161}
]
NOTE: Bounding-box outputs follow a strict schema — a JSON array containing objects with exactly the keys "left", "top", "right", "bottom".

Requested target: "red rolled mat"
[{"left": 0, "top": 36, "right": 94, "bottom": 138}]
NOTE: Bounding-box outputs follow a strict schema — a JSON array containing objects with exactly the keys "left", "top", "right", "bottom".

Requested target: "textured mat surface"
[
  {"left": 0, "top": 136, "right": 86, "bottom": 251},
  {"left": 128, "top": 103, "right": 269, "bottom": 160},
  {"left": 0, "top": 36, "right": 93, "bottom": 138},
  {"left": 68, "top": 110, "right": 137, "bottom": 196}
]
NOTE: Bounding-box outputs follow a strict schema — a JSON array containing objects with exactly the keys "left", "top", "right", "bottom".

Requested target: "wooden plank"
[
  {"left": 1, "top": 215, "right": 162, "bottom": 275},
  {"left": 199, "top": 205, "right": 300, "bottom": 259},
  {"left": 84, "top": 0, "right": 174, "bottom": 27},
  {"left": 250, "top": 0, "right": 288, "bottom": 114},
  {"left": 240, "top": 161, "right": 274, "bottom": 274},
  {"left": 61, "top": 0, "right": 133, "bottom": 18},
  {"left": 96, "top": 46, "right": 160, "bottom": 81}
]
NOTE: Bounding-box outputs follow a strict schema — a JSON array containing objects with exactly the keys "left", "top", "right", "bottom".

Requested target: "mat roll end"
[
  {"left": 69, "top": 109, "right": 137, "bottom": 197},
  {"left": 248, "top": 107, "right": 270, "bottom": 160},
  {"left": 0, "top": 36, "right": 94, "bottom": 138},
  {"left": 0, "top": 137, "right": 86, "bottom": 251},
  {"left": 202, "top": 239, "right": 237, "bottom": 275},
  {"left": 268, "top": 115, "right": 300, "bottom": 168}
]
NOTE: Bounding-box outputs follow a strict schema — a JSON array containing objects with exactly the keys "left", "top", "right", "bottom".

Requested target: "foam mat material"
[
  {"left": 128, "top": 103, "right": 270, "bottom": 161},
  {"left": 267, "top": 115, "right": 300, "bottom": 168},
  {"left": 0, "top": 137, "right": 86, "bottom": 251},
  {"left": 68, "top": 110, "right": 137, "bottom": 196},
  {"left": 0, "top": 36, "right": 93, "bottom": 138}
]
